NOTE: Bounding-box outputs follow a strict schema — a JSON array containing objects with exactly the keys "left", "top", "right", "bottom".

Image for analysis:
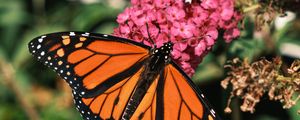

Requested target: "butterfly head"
[{"left": 152, "top": 41, "right": 173, "bottom": 63}]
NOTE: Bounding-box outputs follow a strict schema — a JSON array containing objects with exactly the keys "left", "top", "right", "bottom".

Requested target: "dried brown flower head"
[
  {"left": 236, "top": 0, "right": 300, "bottom": 30},
  {"left": 222, "top": 57, "right": 300, "bottom": 114}
]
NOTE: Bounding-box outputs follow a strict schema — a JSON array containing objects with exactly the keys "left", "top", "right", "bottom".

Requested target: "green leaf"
[
  {"left": 0, "top": 104, "right": 27, "bottom": 120},
  {"left": 0, "top": 0, "right": 27, "bottom": 26},
  {"left": 193, "top": 53, "right": 225, "bottom": 83},
  {"left": 228, "top": 38, "right": 265, "bottom": 61},
  {"left": 240, "top": 17, "right": 255, "bottom": 39},
  {"left": 41, "top": 103, "right": 81, "bottom": 120},
  {"left": 0, "top": 0, "right": 28, "bottom": 58},
  {"left": 288, "top": 101, "right": 300, "bottom": 120}
]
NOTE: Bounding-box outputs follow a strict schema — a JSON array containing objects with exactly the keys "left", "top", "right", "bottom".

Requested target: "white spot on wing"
[
  {"left": 40, "top": 51, "right": 45, "bottom": 56},
  {"left": 70, "top": 32, "right": 75, "bottom": 36},
  {"left": 38, "top": 38, "right": 43, "bottom": 43},
  {"left": 82, "top": 32, "right": 90, "bottom": 36},
  {"left": 37, "top": 45, "right": 41, "bottom": 49},
  {"left": 201, "top": 94, "right": 205, "bottom": 98},
  {"left": 210, "top": 109, "right": 216, "bottom": 117},
  {"left": 211, "top": 109, "right": 216, "bottom": 114}
]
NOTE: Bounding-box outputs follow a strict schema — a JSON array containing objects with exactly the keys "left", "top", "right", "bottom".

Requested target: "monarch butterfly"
[{"left": 28, "top": 31, "right": 220, "bottom": 120}]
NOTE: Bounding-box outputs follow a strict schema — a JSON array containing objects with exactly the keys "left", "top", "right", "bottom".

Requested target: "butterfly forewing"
[{"left": 28, "top": 32, "right": 149, "bottom": 94}]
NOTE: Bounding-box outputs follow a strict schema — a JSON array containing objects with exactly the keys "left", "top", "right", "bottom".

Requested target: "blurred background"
[{"left": 0, "top": 0, "right": 299, "bottom": 120}]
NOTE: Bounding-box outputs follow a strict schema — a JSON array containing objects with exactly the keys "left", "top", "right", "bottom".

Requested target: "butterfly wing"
[
  {"left": 28, "top": 32, "right": 150, "bottom": 97},
  {"left": 158, "top": 62, "right": 220, "bottom": 120},
  {"left": 28, "top": 32, "right": 155, "bottom": 120},
  {"left": 72, "top": 66, "right": 152, "bottom": 120}
]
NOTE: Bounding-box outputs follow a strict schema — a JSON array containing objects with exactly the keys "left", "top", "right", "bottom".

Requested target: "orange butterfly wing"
[
  {"left": 160, "top": 63, "right": 218, "bottom": 120},
  {"left": 29, "top": 32, "right": 150, "bottom": 96},
  {"left": 29, "top": 32, "right": 156, "bottom": 119},
  {"left": 73, "top": 67, "right": 148, "bottom": 119}
]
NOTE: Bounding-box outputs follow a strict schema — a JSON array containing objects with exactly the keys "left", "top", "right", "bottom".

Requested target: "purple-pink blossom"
[{"left": 114, "top": 0, "right": 242, "bottom": 76}]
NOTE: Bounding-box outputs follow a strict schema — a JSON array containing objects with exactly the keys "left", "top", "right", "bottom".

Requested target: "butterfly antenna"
[
  {"left": 153, "top": 23, "right": 161, "bottom": 39},
  {"left": 125, "top": 22, "right": 135, "bottom": 39},
  {"left": 163, "top": 13, "right": 173, "bottom": 43},
  {"left": 146, "top": 23, "right": 156, "bottom": 48}
]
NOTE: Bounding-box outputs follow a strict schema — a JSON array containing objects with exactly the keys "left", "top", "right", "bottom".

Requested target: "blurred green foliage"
[
  {"left": 0, "top": 0, "right": 122, "bottom": 120},
  {"left": 0, "top": 0, "right": 299, "bottom": 120}
]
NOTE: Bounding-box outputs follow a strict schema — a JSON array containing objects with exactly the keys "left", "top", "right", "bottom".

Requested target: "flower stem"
[
  {"left": 243, "top": 4, "right": 261, "bottom": 13},
  {"left": 0, "top": 59, "right": 39, "bottom": 120}
]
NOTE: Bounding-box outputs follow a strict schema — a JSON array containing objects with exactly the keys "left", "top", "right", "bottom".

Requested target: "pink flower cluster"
[{"left": 113, "top": 0, "right": 242, "bottom": 76}]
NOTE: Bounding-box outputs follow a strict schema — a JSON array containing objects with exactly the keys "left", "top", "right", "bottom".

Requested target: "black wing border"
[{"left": 30, "top": 31, "right": 151, "bottom": 50}]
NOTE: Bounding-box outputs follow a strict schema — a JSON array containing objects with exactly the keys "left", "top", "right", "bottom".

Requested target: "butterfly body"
[
  {"left": 29, "top": 32, "right": 220, "bottom": 120},
  {"left": 122, "top": 42, "right": 173, "bottom": 119}
]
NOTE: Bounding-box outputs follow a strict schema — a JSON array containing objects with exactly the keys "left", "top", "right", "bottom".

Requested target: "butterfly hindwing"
[
  {"left": 72, "top": 67, "right": 147, "bottom": 120},
  {"left": 159, "top": 62, "right": 219, "bottom": 120}
]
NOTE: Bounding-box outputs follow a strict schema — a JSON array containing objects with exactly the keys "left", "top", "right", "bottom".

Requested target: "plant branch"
[{"left": 0, "top": 59, "right": 39, "bottom": 120}]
